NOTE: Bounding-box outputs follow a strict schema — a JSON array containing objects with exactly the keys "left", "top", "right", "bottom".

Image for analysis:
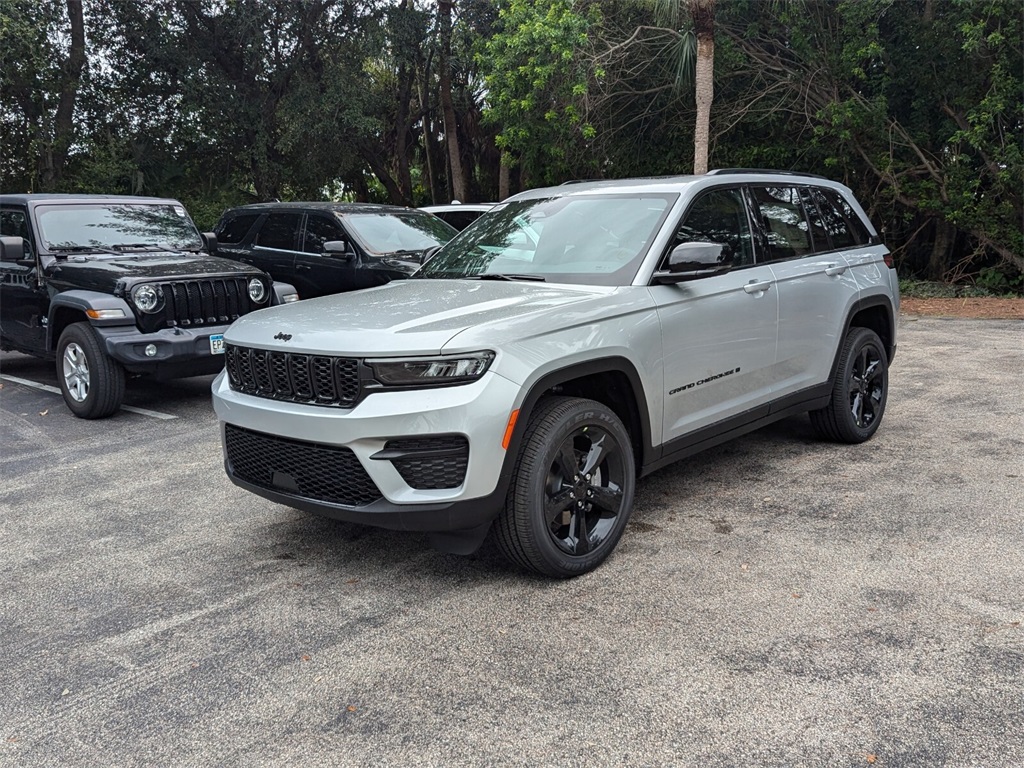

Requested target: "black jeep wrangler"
[{"left": 0, "top": 194, "right": 298, "bottom": 419}]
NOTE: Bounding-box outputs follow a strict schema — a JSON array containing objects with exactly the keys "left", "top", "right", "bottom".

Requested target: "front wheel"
[
  {"left": 810, "top": 326, "right": 888, "bottom": 443},
  {"left": 56, "top": 322, "right": 125, "bottom": 419},
  {"left": 494, "top": 396, "right": 636, "bottom": 577}
]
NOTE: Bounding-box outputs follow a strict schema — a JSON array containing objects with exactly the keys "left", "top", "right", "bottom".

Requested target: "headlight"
[
  {"left": 368, "top": 351, "right": 495, "bottom": 387},
  {"left": 248, "top": 277, "right": 267, "bottom": 303},
  {"left": 131, "top": 284, "right": 163, "bottom": 314}
]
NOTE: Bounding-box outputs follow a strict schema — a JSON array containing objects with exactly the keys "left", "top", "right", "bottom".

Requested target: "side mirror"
[
  {"left": 201, "top": 232, "right": 218, "bottom": 253},
  {"left": 652, "top": 241, "right": 731, "bottom": 284},
  {"left": 323, "top": 240, "right": 354, "bottom": 261},
  {"left": 0, "top": 235, "right": 27, "bottom": 263}
]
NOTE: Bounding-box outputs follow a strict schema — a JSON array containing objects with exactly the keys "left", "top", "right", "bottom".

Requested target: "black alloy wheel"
[
  {"left": 810, "top": 326, "right": 888, "bottom": 443},
  {"left": 495, "top": 396, "right": 636, "bottom": 577}
]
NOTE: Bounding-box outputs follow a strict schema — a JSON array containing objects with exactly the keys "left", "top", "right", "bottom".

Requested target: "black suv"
[
  {"left": 213, "top": 202, "right": 457, "bottom": 299},
  {"left": 0, "top": 194, "right": 298, "bottom": 419}
]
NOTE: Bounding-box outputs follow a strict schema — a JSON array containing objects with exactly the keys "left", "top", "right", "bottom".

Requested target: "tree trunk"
[
  {"left": 928, "top": 218, "right": 956, "bottom": 280},
  {"left": 690, "top": 0, "right": 715, "bottom": 175},
  {"left": 499, "top": 156, "right": 511, "bottom": 201},
  {"left": 41, "top": 0, "right": 86, "bottom": 189},
  {"left": 438, "top": 0, "right": 467, "bottom": 202},
  {"left": 417, "top": 53, "right": 442, "bottom": 204}
]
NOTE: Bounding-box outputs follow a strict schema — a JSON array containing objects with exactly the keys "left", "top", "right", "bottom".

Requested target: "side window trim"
[{"left": 660, "top": 184, "right": 759, "bottom": 271}]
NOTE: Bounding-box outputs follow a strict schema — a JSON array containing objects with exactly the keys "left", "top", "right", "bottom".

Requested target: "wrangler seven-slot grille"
[
  {"left": 225, "top": 424, "right": 382, "bottom": 507},
  {"left": 225, "top": 344, "right": 360, "bottom": 406},
  {"left": 136, "top": 277, "right": 258, "bottom": 332}
]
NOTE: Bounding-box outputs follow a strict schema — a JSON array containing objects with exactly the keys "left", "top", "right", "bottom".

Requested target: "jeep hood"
[
  {"left": 224, "top": 278, "right": 612, "bottom": 356},
  {"left": 45, "top": 252, "right": 263, "bottom": 295}
]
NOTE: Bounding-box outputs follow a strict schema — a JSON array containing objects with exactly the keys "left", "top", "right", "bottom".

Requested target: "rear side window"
[
  {"left": 817, "top": 188, "right": 870, "bottom": 246},
  {"left": 751, "top": 186, "right": 812, "bottom": 261},
  {"left": 256, "top": 213, "right": 301, "bottom": 250},
  {"left": 216, "top": 213, "right": 260, "bottom": 245},
  {"left": 674, "top": 188, "right": 754, "bottom": 267}
]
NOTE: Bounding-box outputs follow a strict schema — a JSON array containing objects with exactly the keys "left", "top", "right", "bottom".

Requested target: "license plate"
[{"left": 209, "top": 334, "right": 225, "bottom": 355}]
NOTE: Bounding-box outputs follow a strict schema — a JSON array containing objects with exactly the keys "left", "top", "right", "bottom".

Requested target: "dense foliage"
[{"left": 1, "top": 0, "right": 1020, "bottom": 284}]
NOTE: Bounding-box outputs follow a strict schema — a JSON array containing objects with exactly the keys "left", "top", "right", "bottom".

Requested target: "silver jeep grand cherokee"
[{"left": 213, "top": 171, "right": 899, "bottom": 577}]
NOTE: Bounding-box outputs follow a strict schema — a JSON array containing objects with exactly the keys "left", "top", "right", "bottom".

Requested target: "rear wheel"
[
  {"left": 56, "top": 322, "right": 125, "bottom": 419},
  {"left": 810, "top": 326, "right": 888, "bottom": 443},
  {"left": 494, "top": 396, "right": 635, "bottom": 577}
]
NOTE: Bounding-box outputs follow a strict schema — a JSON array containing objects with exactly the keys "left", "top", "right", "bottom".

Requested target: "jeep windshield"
[
  {"left": 418, "top": 193, "right": 677, "bottom": 286},
  {"left": 342, "top": 211, "right": 456, "bottom": 256},
  {"left": 36, "top": 202, "right": 204, "bottom": 253}
]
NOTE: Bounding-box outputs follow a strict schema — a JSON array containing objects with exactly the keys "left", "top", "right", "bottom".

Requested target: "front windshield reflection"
[
  {"left": 419, "top": 193, "right": 676, "bottom": 286},
  {"left": 37, "top": 203, "right": 203, "bottom": 251},
  {"left": 343, "top": 212, "right": 456, "bottom": 255}
]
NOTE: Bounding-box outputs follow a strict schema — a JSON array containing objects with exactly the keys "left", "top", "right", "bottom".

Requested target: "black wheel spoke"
[
  {"left": 589, "top": 484, "right": 623, "bottom": 514},
  {"left": 555, "top": 442, "right": 579, "bottom": 484},
  {"left": 851, "top": 392, "right": 864, "bottom": 426},
  {"left": 545, "top": 487, "right": 575, "bottom": 527},
  {"left": 569, "top": 510, "right": 592, "bottom": 554}
]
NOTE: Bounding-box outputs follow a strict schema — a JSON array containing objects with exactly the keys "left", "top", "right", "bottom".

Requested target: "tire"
[
  {"left": 494, "top": 396, "right": 636, "bottom": 577},
  {"left": 810, "top": 326, "right": 888, "bottom": 443},
  {"left": 56, "top": 322, "right": 125, "bottom": 419}
]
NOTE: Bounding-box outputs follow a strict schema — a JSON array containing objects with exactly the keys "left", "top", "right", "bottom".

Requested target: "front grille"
[
  {"left": 131, "top": 277, "right": 262, "bottom": 333},
  {"left": 225, "top": 424, "right": 382, "bottom": 507},
  {"left": 225, "top": 344, "right": 361, "bottom": 407},
  {"left": 383, "top": 436, "right": 469, "bottom": 490},
  {"left": 160, "top": 277, "right": 255, "bottom": 328}
]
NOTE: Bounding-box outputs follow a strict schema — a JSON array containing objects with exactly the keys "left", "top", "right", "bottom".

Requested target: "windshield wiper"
[
  {"left": 50, "top": 245, "right": 121, "bottom": 256},
  {"left": 472, "top": 273, "right": 546, "bottom": 282},
  {"left": 111, "top": 242, "right": 171, "bottom": 251}
]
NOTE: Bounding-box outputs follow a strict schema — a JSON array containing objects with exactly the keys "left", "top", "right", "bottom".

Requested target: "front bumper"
[
  {"left": 212, "top": 369, "right": 522, "bottom": 532},
  {"left": 96, "top": 324, "right": 230, "bottom": 378}
]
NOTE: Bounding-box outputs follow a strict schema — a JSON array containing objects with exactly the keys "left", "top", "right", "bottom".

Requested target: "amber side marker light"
[{"left": 502, "top": 409, "right": 520, "bottom": 450}]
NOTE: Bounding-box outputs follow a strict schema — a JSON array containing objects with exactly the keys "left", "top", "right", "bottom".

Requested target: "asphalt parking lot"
[{"left": 1, "top": 316, "right": 1021, "bottom": 767}]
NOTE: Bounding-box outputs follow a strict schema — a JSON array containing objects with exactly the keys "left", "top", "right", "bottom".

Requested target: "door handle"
[
  {"left": 824, "top": 263, "right": 847, "bottom": 276},
  {"left": 743, "top": 280, "right": 772, "bottom": 294},
  {"left": 296, "top": 264, "right": 311, "bottom": 271}
]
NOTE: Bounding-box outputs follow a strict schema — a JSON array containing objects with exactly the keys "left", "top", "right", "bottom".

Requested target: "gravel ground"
[{"left": 1, "top": 317, "right": 1021, "bottom": 767}]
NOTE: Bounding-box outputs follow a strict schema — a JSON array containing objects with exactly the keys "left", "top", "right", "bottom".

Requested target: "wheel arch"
[
  {"left": 503, "top": 357, "right": 654, "bottom": 484},
  {"left": 47, "top": 291, "right": 135, "bottom": 351},
  {"left": 824, "top": 295, "right": 896, "bottom": 388}
]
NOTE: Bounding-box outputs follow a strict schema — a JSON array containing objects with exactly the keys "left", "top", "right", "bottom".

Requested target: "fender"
[
  {"left": 493, "top": 356, "right": 656, "bottom": 504},
  {"left": 47, "top": 290, "right": 135, "bottom": 348},
  {"left": 825, "top": 294, "right": 896, "bottom": 387}
]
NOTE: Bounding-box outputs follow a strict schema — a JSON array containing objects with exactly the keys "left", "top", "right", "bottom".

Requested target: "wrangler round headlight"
[
  {"left": 132, "top": 284, "right": 163, "bottom": 314},
  {"left": 248, "top": 278, "right": 267, "bottom": 303}
]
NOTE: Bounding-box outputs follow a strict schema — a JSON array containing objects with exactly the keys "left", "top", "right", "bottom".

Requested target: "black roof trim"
[{"left": 706, "top": 168, "right": 829, "bottom": 180}]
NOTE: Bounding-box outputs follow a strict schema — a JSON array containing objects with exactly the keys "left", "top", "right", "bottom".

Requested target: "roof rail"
[{"left": 706, "top": 168, "right": 828, "bottom": 180}]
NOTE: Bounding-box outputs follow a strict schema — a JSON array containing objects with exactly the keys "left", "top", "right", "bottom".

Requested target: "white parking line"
[{"left": 0, "top": 374, "right": 178, "bottom": 420}]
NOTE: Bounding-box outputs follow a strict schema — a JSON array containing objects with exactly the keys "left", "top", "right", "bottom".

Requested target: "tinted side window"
[
  {"left": 438, "top": 211, "right": 483, "bottom": 231},
  {"left": 303, "top": 215, "right": 344, "bottom": 254},
  {"left": 674, "top": 188, "right": 754, "bottom": 267},
  {"left": 217, "top": 213, "right": 260, "bottom": 245},
  {"left": 751, "top": 186, "right": 812, "bottom": 261},
  {"left": 799, "top": 188, "right": 829, "bottom": 252},
  {"left": 255, "top": 213, "right": 301, "bottom": 250},
  {"left": 819, "top": 188, "right": 870, "bottom": 245},
  {"left": 0, "top": 207, "right": 34, "bottom": 258}
]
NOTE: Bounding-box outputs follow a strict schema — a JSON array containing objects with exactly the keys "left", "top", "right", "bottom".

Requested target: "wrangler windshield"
[
  {"left": 418, "top": 193, "right": 676, "bottom": 286},
  {"left": 36, "top": 203, "right": 203, "bottom": 252}
]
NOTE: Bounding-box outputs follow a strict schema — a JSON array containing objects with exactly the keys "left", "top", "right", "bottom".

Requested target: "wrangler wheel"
[{"left": 56, "top": 322, "right": 125, "bottom": 419}]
